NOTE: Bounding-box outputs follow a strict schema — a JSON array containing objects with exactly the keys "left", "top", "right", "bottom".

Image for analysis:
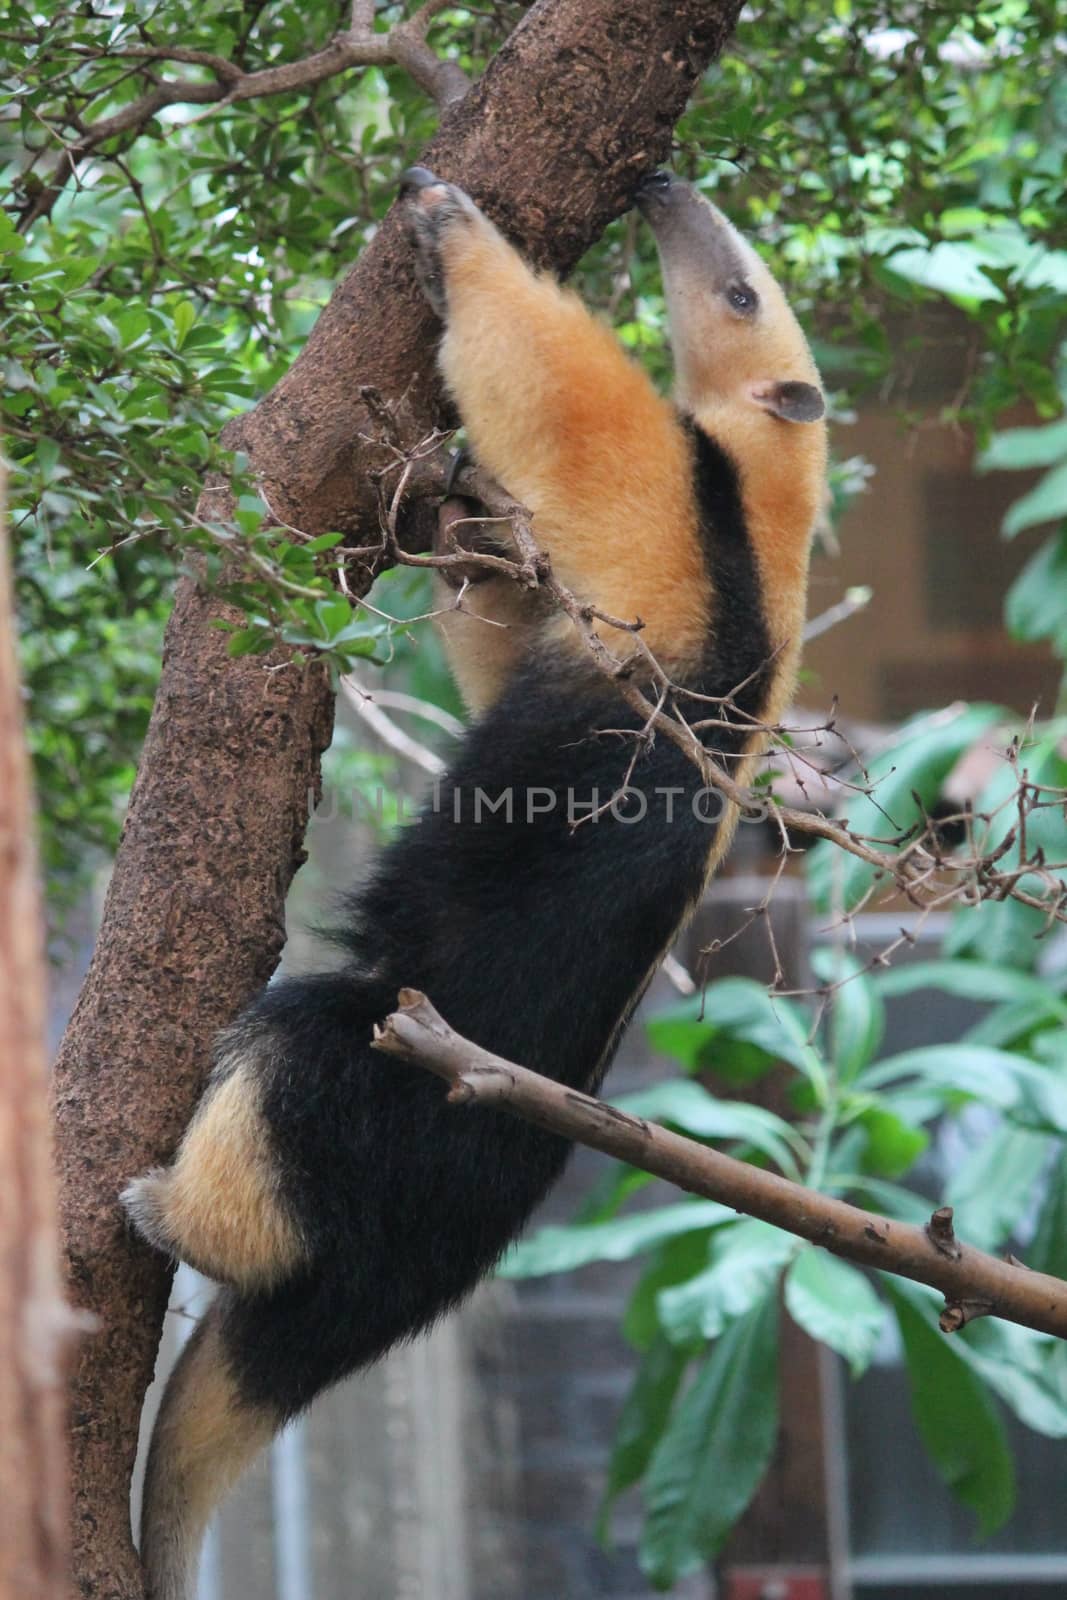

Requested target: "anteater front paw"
[{"left": 399, "top": 166, "right": 481, "bottom": 317}]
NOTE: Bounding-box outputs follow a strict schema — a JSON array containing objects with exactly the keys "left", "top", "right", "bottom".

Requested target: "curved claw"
[{"left": 399, "top": 165, "right": 442, "bottom": 200}]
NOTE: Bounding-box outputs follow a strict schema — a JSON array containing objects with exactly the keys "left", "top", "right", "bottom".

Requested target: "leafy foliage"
[
  {"left": 1, "top": 3, "right": 513, "bottom": 900},
  {"left": 504, "top": 952, "right": 1067, "bottom": 1581}
]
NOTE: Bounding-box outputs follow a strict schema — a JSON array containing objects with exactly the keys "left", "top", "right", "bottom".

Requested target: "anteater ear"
[{"left": 752, "top": 381, "right": 825, "bottom": 423}]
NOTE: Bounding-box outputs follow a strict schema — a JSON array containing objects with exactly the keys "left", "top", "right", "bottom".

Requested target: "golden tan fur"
[
  {"left": 125, "top": 1064, "right": 305, "bottom": 1291},
  {"left": 428, "top": 190, "right": 824, "bottom": 730},
  {"left": 140, "top": 1305, "right": 278, "bottom": 1600},
  {"left": 434, "top": 571, "right": 542, "bottom": 713},
  {"left": 434, "top": 212, "right": 711, "bottom": 710}
]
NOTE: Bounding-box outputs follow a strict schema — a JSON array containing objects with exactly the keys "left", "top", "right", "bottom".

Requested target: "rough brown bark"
[
  {"left": 0, "top": 469, "right": 70, "bottom": 1598},
  {"left": 50, "top": 3, "right": 743, "bottom": 1595}
]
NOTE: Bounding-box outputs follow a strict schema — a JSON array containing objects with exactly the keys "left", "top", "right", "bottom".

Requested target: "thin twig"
[{"left": 339, "top": 676, "right": 445, "bottom": 776}]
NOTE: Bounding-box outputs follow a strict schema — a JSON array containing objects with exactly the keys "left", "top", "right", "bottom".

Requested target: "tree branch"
[
  {"left": 374, "top": 991, "right": 1067, "bottom": 1342},
  {"left": 16, "top": 4, "right": 469, "bottom": 231}
]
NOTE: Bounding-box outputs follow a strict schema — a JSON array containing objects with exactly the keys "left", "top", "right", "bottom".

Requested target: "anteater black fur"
[{"left": 217, "top": 434, "right": 772, "bottom": 1419}]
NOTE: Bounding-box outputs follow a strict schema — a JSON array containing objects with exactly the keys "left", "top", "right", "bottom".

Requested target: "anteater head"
[{"left": 634, "top": 172, "right": 824, "bottom": 435}]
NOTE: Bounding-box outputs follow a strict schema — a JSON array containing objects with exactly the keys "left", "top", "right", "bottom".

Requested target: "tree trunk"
[
  {"left": 50, "top": 2, "right": 743, "bottom": 1595},
  {"left": 0, "top": 468, "right": 70, "bottom": 1599}
]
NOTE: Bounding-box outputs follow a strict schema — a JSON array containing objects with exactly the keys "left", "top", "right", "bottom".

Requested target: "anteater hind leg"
[
  {"left": 140, "top": 1298, "right": 281, "bottom": 1600},
  {"left": 122, "top": 1057, "right": 306, "bottom": 1292}
]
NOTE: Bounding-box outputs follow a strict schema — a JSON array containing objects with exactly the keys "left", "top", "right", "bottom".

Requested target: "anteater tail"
[{"left": 139, "top": 1299, "right": 279, "bottom": 1600}]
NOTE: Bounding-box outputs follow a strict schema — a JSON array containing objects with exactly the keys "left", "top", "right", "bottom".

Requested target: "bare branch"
[
  {"left": 340, "top": 675, "right": 446, "bottom": 776},
  {"left": 16, "top": 5, "right": 470, "bottom": 231},
  {"left": 374, "top": 991, "right": 1067, "bottom": 1342}
]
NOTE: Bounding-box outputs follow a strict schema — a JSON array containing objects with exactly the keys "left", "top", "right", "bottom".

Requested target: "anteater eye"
[{"left": 727, "top": 283, "right": 758, "bottom": 314}]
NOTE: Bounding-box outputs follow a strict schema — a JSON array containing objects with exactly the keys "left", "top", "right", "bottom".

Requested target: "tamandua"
[{"left": 123, "top": 167, "right": 826, "bottom": 1599}]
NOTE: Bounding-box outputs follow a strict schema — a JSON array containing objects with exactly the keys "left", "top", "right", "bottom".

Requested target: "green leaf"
[
  {"left": 945, "top": 893, "right": 1054, "bottom": 972},
  {"left": 785, "top": 1250, "right": 885, "bottom": 1376},
  {"left": 957, "top": 1318, "right": 1067, "bottom": 1439},
  {"left": 855, "top": 1106, "right": 929, "bottom": 1179},
  {"left": 173, "top": 300, "right": 197, "bottom": 348},
  {"left": 598, "top": 1334, "right": 689, "bottom": 1543},
  {"left": 625, "top": 1230, "right": 714, "bottom": 1353},
  {"left": 640, "top": 1294, "right": 779, "bottom": 1588},
  {"left": 1028, "top": 1153, "right": 1067, "bottom": 1281},
  {"left": 944, "top": 1125, "right": 1051, "bottom": 1253},
  {"left": 303, "top": 531, "right": 345, "bottom": 554},
  {"left": 876, "top": 961, "right": 1067, "bottom": 1024},
  {"left": 964, "top": 996, "right": 1065, "bottom": 1050},
  {"left": 807, "top": 705, "right": 1005, "bottom": 913},
  {"left": 888, "top": 1281, "right": 1016, "bottom": 1536},
  {"left": 859, "top": 1044, "right": 1026, "bottom": 1107},
  {"left": 812, "top": 948, "right": 885, "bottom": 1079},
  {"left": 499, "top": 1200, "right": 731, "bottom": 1279},
  {"left": 657, "top": 1219, "right": 795, "bottom": 1345},
  {"left": 858, "top": 1043, "right": 1067, "bottom": 1134},
  {"left": 980, "top": 417, "right": 1067, "bottom": 473},
  {"left": 615, "top": 1080, "right": 805, "bottom": 1178},
  {"left": 1005, "top": 531, "right": 1067, "bottom": 649},
  {"left": 313, "top": 596, "right": 353, "bottom": 636},
  {"left": 646, "top": 980, "right": 826, "bottom": 1100},
  {"left": 226, "top": 626, "right": 272, "bottom": 657},
  {"left": 884, "top": 242, "right": 1004, "bottom": 303},
  {"left": 0, "top": 211, "right": 25, "bottom": 256},
  {"left": 1002, "top": 463, "right": 1067, "bottom": 538}
]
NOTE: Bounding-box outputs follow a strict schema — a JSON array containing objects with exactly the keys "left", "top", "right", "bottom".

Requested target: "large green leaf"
[
  {"left": 657, "top": 1220, "right": 796, "bottom": 1346},
  {"left": 858, "top": 1044, "right": 1027, "bottom": 1107},
  {"left": 944, "top": 1125, "right": 1051, "bottom": 1253},
  {"left": 884, "top": 241, "right": 1004, "bottom": 302},
  {"left": 945, "top": 893, "right": 1055, "bottom": 971},
  {"left": 957, "top": 1318, "right": 1067, "bottom": 1439},
  {"left": 499, "top": 1200, "right": 731, "bottom": 1279},
  {"left": 888, "top": 1281, "right": 1016, "bottom": 1536},
  {"left": 858, "top": 1043, "right": 1067, "bottom": 1134},
  {"left": 640, "top": 1294, "right": 780, "bottom": 1588},
  {"left": 812, "top": 948, "right": 886, "bottom": 1079},
  {"left": 876, "top": 960, "right": 1067, "bottom": 1024},
  {"left": 625, "top": 1230, "right": 715, "bottom": 1353},
  {"left": 785, "top": 1250, "right": 885, "bottom": 1376},
  {"left": 965, "top": 998, "right": 1067, "bottom": 1050},
  {"left": 598, "top": 1334, "right": 690, "bottom": 1543},
  {"left": 807, "top": 704, "right": 1006, "bottom": 913},
  {"left": 1002, "top": 464, "right": 1067, "bottom": 538},
  {"left": 1005, "top": 530, "right": 1067, "bottom": 649},
  {"left": 980, "top": 417, "right": 1067, "bottom": 473},
  {"left": 646, "top": 980, "right": 827, "bottom": 1101},
  {"left": 1028, "top": 1153, "right": 1067, "bottom": 1281},
  {"left": 615, "top": 1080, "right": 806, "bottom": 1178}
]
